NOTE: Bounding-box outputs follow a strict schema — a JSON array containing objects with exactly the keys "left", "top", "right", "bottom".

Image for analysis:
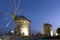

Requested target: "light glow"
[
  {"left": 11, "top": 30, "right": 14, "bottom": 33},
  {"left": 51, "top": 30, "right": 53, "bottom": 36},
  {"left": 21, "top": 28, "right": 29, "bottom": 36},
  {"left": 56, "top": 33, "right": 58, "bottom": 36},
  {"left": 0, "top": 39, "right": 2, "bottom": 40}
]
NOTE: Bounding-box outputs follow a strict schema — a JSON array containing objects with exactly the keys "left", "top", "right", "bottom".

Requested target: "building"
[
  {"left": 14, "top": 15, "right": 31, "bottom": 36},
  {"left": 43, "top": 23, "right": 53, "bottom": 36}
]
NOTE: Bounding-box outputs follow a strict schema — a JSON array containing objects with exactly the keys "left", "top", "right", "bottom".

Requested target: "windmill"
[
  {"left": 0, "top": 0, "right": 24, "bottom": 35},
  {"left": 0, "top": 0, "right": 31, "bottom": 36}
]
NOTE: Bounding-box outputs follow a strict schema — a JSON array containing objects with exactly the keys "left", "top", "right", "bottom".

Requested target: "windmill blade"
[
  {"left": 3, "top": 12, "right": 15, "bottom": 17},
  {"left": 3, "top": 5, "right": 13, "bottom": 16},
  {"left": 14, "top": 0, "right": 16, "bottom": 11},
  {"left": 3, "top": 10, "right": 12, "bottom": 16},
  {"left": 18, "top": 9, "right": 24, "bottom": 14},
  {"left": 4, "top": 17, "right": 10, "bottom": 20},
  {"left": 16, "top": 0, "right": 21, "bottom": 14},
  {"left": 6, "top": 20, "right": 13, "bottom": 27}
]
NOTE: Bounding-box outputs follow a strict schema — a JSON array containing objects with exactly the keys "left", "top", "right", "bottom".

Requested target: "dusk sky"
[{"left": 0, "top": 0, "right": 60, "bottom": 35}]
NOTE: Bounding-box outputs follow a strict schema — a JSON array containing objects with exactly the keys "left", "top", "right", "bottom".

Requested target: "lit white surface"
[
  {"left": 56, "top": 33, "right": 58, "bottom": 36},
  {"left": 0, "top": 39, "right": 2, "bottom": 40},
  {"left": 21, "top": 28, "right": 29, "bottom": 36},
  {"left": 51, "top": 30, "right": 53, "bottom": 36},
  {"left": 11, "top": 30, "right": 14, "bottom": 33}
]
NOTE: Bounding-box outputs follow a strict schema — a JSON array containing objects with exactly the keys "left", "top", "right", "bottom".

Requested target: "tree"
[{"left": 56, "top": 28, "right": 60, "bottom": 36}]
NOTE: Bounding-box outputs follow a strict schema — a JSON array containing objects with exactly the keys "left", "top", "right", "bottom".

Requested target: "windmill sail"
[
  {"left": 16, "top": 0, "right": 21, "bottom": 12},
  {"left": 6, "top": 20, "right": 12, "bottom": 27}
]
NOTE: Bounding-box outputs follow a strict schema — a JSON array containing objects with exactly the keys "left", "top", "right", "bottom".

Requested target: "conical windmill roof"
[{"left": 14, "top": 15, "right": 31, "bottom": 22}]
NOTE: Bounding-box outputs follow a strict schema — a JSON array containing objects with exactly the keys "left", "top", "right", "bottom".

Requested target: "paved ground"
[{"left": 0, "top": 36, "right": 60, "bottom": 40}]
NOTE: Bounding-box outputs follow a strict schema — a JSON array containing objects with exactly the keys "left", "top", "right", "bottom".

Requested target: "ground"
[{"left": 0, "top": 36, "right": 60, "bottom": 40}]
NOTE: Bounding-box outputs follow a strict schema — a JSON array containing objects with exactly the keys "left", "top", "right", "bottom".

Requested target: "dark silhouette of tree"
[
  {"left": 6, "top": 31, "right": 14, "bottom": 36},
  {"left": 56, "top": 28, "right": 60, "bottom": 36},
  {"left": 32, "top": 34, "right": 35, "bottom": 36},
  {"left": 36, "top": 33, "right": 42, "bottom": 37}
]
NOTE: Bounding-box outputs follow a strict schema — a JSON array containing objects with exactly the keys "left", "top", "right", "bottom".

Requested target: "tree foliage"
[{"left": 56, "top": 28, "right": 60, "bottom": 34}]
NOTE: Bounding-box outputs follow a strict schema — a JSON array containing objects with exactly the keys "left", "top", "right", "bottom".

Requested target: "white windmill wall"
[{"left": 15, "top": 16, "right": 30, "bottom": 36}]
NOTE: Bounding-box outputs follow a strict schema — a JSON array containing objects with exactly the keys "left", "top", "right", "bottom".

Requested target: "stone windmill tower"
[
  {"left": 14, "top": 15, "right": 31, "bottom": 36},
  {"left": 1, "top": 0, "right": 31, "bottom": 36},
  {"left": 43, "top": 23, "right": 53, "bottom": 36}
]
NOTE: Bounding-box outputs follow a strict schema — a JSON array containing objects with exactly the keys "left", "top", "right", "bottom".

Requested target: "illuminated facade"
[
  {"left": 43, "top": 23, "right": 53, "bottom": 36},
  {"left": 14, "top": 15, "right": 31, "bottom": 36}
]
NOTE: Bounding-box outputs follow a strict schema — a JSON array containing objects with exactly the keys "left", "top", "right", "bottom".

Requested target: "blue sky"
[{"left": 0, "top": 0, "right": 60, "bottom": 35}]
